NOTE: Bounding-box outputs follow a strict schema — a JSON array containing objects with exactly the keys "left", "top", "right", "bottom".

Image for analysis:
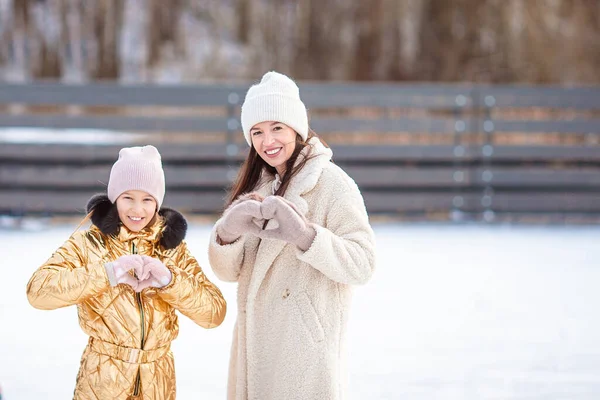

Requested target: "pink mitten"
[
  {"left": 135, "top": 256, "right": 173, "bottom": 292},
  {"left": 105, "top": 254, "right": 145, "bottom": 287},
  {"left": 257, "top": 196, "right": 316, "bottom": 251},
  {"left": 115, "top": 272, "right": 139, "bottom": 291}
]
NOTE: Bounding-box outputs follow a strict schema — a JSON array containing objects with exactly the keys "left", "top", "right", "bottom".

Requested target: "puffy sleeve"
[
  {"left": 158, "top": 241, "right": 227, "bottom": 329},
  {"left": 297, "top": 190, "right": 376, "bottom": 285},
  {"left": 27, "top": 231, "right": 111, "bottom": 310},
  {"left": 207, "top": 189, "right": 269, "bottom": 282},
  {"left": 206, "top": 221, "right": 249, "bottom": 282},
  {"left": 207, "top": 218, "right": 262, "bottom": 283}
]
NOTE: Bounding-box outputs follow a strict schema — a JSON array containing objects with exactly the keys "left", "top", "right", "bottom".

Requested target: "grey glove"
[
  {"left": 257, "top": 196, "right": 316, "bottom": 251},
  {"left": 216, "top": 197, "right": 264, "bottom": 244}
]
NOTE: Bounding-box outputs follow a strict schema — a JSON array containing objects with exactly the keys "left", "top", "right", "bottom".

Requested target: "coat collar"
[
  {"left": 86, "top": 194, "right": 187, "bottom": 250},
  {"left": 116, "top": 218, "right": 163, "bottom": 243},
  {"left": 284, "top": 137, "right": 332, "bottom": 213},
  {"left": 248, "top": 138, "right": 332, "bottom": 303},
  {"left": 259, "top": 137, "right": 333, "bottom": 215}
]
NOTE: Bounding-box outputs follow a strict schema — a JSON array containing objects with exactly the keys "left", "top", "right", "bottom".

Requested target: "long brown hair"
[{"left": 226, "top": 128, "right": 328, "bottom": 207}]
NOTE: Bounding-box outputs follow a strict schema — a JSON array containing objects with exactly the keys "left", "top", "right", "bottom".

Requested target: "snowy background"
[{"left": 1, "top": 222, "right": 600, "bottom": 399}]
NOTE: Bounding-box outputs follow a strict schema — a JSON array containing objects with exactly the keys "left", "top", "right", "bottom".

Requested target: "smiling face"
[
  {"left": 115, "top": 190, "right": 157, "bottom": 232},
  {"left": 250, "top": 121, "right": 299, "bottom": 175}
]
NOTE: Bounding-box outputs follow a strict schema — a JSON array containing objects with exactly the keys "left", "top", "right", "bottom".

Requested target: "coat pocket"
[{"left": 293, "top": 291, "right": 325, "bottom": 343}]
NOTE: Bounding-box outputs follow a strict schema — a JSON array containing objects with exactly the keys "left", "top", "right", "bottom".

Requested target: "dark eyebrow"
[{"left": 251, "top": 122, "right": 281, "bottom": 132}]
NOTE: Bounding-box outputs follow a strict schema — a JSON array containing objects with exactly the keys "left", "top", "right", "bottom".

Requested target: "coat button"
[{"left": 282, "top": 289, "right": 290, "bottom": 299}]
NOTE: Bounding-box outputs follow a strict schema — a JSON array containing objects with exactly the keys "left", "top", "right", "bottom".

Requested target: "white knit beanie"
[
  {"left": 240, "top": 71, "right": 309, "bottom": 146},
  {"left": 107, "top": 145, "right": 165, "bottom": 208}
]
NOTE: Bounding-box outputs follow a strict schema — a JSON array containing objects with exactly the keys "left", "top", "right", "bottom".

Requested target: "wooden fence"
[{"left": 0, "top": 82, "right": 599, "bottom": 221}]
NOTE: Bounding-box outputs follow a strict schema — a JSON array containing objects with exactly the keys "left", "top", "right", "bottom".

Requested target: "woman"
[{"left": 208, "top": 71, "right": 375, "bottom": 400}]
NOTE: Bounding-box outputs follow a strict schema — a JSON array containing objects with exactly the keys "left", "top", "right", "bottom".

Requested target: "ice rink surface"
[{"left": 1, "top": 222, "right": 599, "bottom": 399}]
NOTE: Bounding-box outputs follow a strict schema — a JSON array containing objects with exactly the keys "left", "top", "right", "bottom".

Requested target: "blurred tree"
[
  {"left": 352, "top": 0, "right": 384, "bottom": 80},
  {"left": 10, "top": 0, "right": 30, "bottom": 80},
  {"left": 93, "top": 0, "right": 123, "bottom": 79},
  {"left": 291, "top": 0, "right": 335, "bottom": 80},
  {"left": 147, "top": 0, "right": 182, "bottom": 68},
  {"left": 235, "top": 0, "right": 250, "bottom": 44},
  {"left": 414, "top": 0, "right": 485, "bottom": 82},
  {"left": 1, "top": 0, "right": 599, "bottom": 83},
  {"left": 383, "top": 0, "right": 406, "bottom": 81}
]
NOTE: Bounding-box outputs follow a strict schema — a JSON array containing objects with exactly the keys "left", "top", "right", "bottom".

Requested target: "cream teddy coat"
[{"left": 208, "top": 138, "right": 376, "bottom": 400}]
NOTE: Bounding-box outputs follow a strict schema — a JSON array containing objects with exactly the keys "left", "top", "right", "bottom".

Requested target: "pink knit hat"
[{"left": 107, "top": 145, "right": 165, "bottom": 207}]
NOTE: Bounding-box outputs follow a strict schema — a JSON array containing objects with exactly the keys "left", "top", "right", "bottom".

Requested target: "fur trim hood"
[{"left": 85, "top": 194, "right": 187, "bottom": 249}]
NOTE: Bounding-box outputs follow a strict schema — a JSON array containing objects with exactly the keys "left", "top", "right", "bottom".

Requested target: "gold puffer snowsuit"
[{"left": 26, "top": 203, "right": 227, "bottom": 400}]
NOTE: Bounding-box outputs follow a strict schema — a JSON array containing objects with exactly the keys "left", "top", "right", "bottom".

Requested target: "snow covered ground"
[{"left": 1, "top": 222, "right": 600, "bottom": 399}]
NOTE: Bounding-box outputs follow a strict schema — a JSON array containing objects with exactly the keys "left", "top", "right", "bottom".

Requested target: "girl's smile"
[{"left": 116, "top": 190, "right": 157, "bottom": 232}]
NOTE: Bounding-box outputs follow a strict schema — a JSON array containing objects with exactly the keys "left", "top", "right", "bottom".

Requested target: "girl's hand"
[
  {"left": 105, "top": 254, "right": 145, "bottom": 287},
  {"left": 114, "top": 271, "right": 139, "bottom": 291},
  {"left": 135, "top": 256, "right": 172, "bottom": 292}
]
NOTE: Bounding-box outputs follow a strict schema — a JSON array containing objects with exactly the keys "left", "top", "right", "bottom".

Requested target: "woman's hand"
[
  {"left": 257, "top": 196, "right": 316, "bottom": 251},
  {"left": 216, "top": 198, "right": 264, "bottom": 244}
]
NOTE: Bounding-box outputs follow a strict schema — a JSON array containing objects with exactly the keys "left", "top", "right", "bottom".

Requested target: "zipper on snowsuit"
[{"left": 132, "top": 241, "right": 145, "bottom": 397}]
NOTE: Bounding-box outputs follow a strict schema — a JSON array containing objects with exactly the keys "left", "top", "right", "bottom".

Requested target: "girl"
[
  {"left": 27, "top": 145, "right": 227, "bottom": 399},
  {"left": 208, "top": 71, "right": 376, "bottom": 400}
]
